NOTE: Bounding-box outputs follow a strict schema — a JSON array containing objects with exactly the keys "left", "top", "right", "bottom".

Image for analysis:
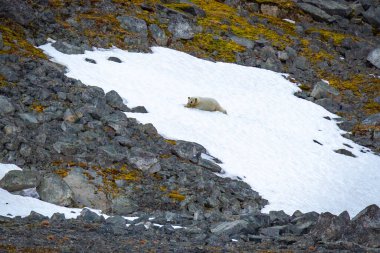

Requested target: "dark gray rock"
[
  {"left": 53, "top": 141, "right": 78, "bottom": 156},
  {"left": 334, "top": 149, "right": 356, "bottom": 157},
  {"left": 105, "top": 215, "right": 126, "bottom": 235},
  {"left": 362, "top": 113, "right": 380, "bottom": 126},
  {"left": 107, "top": 57, "right": 122, "bottom": 63},
  {"left": 367, "top": 48, "right": 380, "bottom": 69},
  {"left": 37, "top": 174, "right": 74, "bottom": 207},
  {"left": 128, "top": 147, "right": 161, "bottom": 173},
  {"left": 197, "top": 158, "right": 222, "bottom": 173},
  {"left": 171, "top": 140, "right": 206, "bottom": 163},
  {"left": 269, "top": 210, "right": 290, "bottom": 226},
  {"left": 149, "top": 24, "right": 168, "bottom": 46},
  {"left": 363, "top": 6, "right": 380, "bottom": 27},
  {"left": 0, "top": 0, "right": 35, "bottom": 25},
  {"left": 303, "top": 0, "right": 351, "bottom": 17},
  {"left": 347, "top": 204, "right": 380, "bottom": 247},
  {"left": 168, "top": 15, "right": 196, "bottom": 40},
  {"left": 293, "top": 56, "right": 310, "bottom": 71},
  {"left": 311, "top": 211, "right": 351, "bottom": 241},
  {"left": 85, "top": 58, "right": 96, "bottom": 64},
  {"left": 259, "top": 225, "right": 288, "bottom": 237},
  {"left": 52, "top": 41, "right": 85, "bottom": 55},
  {"left": 18, "top": 113, "right": 38, "bottom": 124},
  {"left": 98, "top": 145, "right": 129, "bottom": 162},
  {"left": 26, "top": 211, "right": 48, "bottom": 221},
  {"left": 289, "top": 211, "right": 319, "bottom": 235},
  {"left": 315, "top": 98, "right": 341, "bottom": 113},
  {"left": 131, "top": 106, "right": 148, "bottom": 113},
  {"left": 229, "top": 35, "right": 255, "bottom": 49},
  {"left": 105, "top": 90, "right": 127, "bottom": 111},
  {"left": 0, "top": 96, "right": 15, "bottom": 115},
  {"left": 297, "top": 3, "right": 336, "bottom": 23},
  {"left": 117, "top": 16, "right": 148, "bottom": 37},
  {"left": 210, "top": 220, "right": 249, "bottom": 236},
  {"left": 111, "top": 195, "right": 139, "bottom": 215},
  {"left": 0, "top": 170, "right": 40, "bottom": 192},
  {"left": 310, "top": 81, "right": 340, "bottom": 100},
  {"left": 80, "top": 208, "right": 103, "bottom": 222}
]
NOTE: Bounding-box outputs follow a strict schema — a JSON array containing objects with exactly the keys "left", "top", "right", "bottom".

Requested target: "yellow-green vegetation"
[
  {"left": 298, "top": 84, "right": 311, "bottom": 91},
  {"left": 0, "top": 75, "right": 8, "bottom": 87},
  {"left": 190, "top": 0, "right": 294, "bottom": 51},
  {"left": 168, "top": 190, "right": 186, "bottom": 201},
  {"left": 0, "top": 18, "right": 47, "bottom": 59},
  {"left": 254, "top": 0, "right": 295, "bottom": 9},
  {"left": 54, "top": 168, "right": 70, "bottom": 178},
  {"left": 305, "top": 28, "right": 357, "bottom": 46},
  {"left": 320, "top": 74, "right": 380, "bottom": 114},
  {"left": 30, "top": 103, "right": 46, "bottom": 113},
  {"left": 164, "top": 139, "right": 177, "bottom": 145}
]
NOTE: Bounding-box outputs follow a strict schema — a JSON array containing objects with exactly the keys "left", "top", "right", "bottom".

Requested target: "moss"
[
  {"left": 30, "top": 103, "right": 45, "bottom": 113},
  {"left": 164, "top": 139, "right": 177, "bottom": 145},
  {"left": 364, "top": 101, "right": 380, "bottom": 114},
  {"left": 254, "top": 0, "right": 295, "bottom": 9},
  {"left": 54, "top": 168, "right": 70, "bottom": 178},
  {"left": 305, "top": 28, "right": 357, "bottom": 46},
  {"left": 168, "top": 191, "right": 186, "bottom": 201},
  {"left": 0, "top": 18, "right": 47, "bottom": 59},
  {"left": 159, "top": 154, "right": 172, "bottom": 159},
  {"left": 299, "top": 84, "right": 311, "bottom": 91}
]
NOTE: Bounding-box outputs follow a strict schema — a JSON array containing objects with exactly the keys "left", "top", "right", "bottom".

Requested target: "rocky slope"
[{"left": 0, "top": 0, "right": 380, "bottom": 251}]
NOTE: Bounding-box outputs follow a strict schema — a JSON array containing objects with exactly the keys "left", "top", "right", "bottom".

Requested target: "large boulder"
[
  {"left": 37, "top": 174, "right": 74, "bottom": 207},
  {"left": 52, "top": 41, "right": 86, "bottom": 55},
  {"left": 63, "top": 168, "right": 109, "bottom": 210},
  {"left": 128, "top": 147, "right": 161, "bottom": 173},
  {"left": 362, "top": 113, "right": 380, "bottom": 126},
  {"left": 367, "top": 48, "right": 380, "bottom": 69},
  {"left": 363, "top": 6, "right": 380, "bottom": 27},
  {"left": 171, "top": 140, "right": 206, "bottom": 163},
  {"left": 117, "top": 16, "right": 148, "bottom": 37},
  {"left": 0, "top": 170, "right": 40, "bottom": 192},
  {"left": 297, "top": 3, "right": 336, "bottom": 23},
  {"left": 302, "top": 0, "right": 351, "bottom": 17},
  {"left": 149, "top": 24, "right": 168, "bottom": 46},
  {"left": 310, "top": 81, "right": 340, "bottom": 100},
  {"left": 310, "top": 211, "right": 351, "bottom": 241},
  {"left": 110, "top": 195, "right": 139, "bottom": 215},
  {"left": 210, "top": 220, "right": 249, "bottom": 236},
  {"left": 168, "top": 15, "right": 197, "bottom": 40}
]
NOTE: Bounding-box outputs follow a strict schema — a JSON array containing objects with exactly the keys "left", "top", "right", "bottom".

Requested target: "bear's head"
[{"left": 187, "top": 97, "right": 198, "bottom": 107}]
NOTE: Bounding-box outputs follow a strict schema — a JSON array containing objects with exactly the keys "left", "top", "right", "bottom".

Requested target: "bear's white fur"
[{"left": 185, "top": 97, "right": 227, "bottom": 114}]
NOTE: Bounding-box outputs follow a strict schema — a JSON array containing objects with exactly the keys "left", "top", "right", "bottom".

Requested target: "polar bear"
[{"left": 185, "top": 97, "right": 227, "bottom": 114}]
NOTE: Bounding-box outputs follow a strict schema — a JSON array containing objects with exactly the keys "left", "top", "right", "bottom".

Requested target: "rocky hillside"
[{"left": 0, "top": 0, "right": 380, "bottom": 251}]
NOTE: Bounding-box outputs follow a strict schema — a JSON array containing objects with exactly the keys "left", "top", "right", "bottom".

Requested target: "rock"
[
  {"left": 0, "top": 0, "right": 35, "bottom": 25},
  {"left": 85, "top": 58, "right": 96, "bottom": 64},
  {"left": 107, "top": 57, "right": 122, "bottom": 63},
  {"left": 259, "top": 225, "right": 288, "bottom": 237},
  {"left": 269, "top": 210, "right": 290, "bottom": 226},
  {"left": 289, "top": 211, "right": 319, "bottom": 235},
  {"left": 197, "top": 158, "right": 222, "bottom": 173},
  {"left": 18, "top": 113, "right": 38, "bottom": 124},
  {"left": 37, "top": 174, "right": 74, "bottom": 207},
  {"left": 261, "top": 4, "right": 280, "bottom": 17},
  {"left": 0, "top": 96, "right": 15, "bottom": 115},
  {"left": 297, "top": 3, "right": 336, "bottom": 23},
  {"left": 229, "top": 35, "right": 255, "bottom": 49},
  {"left": 171, "top": 3, "right": 205, "bottom": 17},
  {"left": 105, "top": 215, "right": 126, "bottom": 235},
  {"left": 98, "top": 145, "right": 129, "bottom": 162},
  {"left": 105, "top": 90, "right": 127, "bottom": 111},
  {"left": 310, "top": 81, "right": 340, "bottom": 100},
  {"left": 347, "top": 204, "right": 380, "bottom": 247},
  {"left": 111, "top": 196, "right": 139, "bottom": 215},
  {"left": 293, "top": 56, "right": 310, "bottom": 71},
  {"left": 0, "top": 170, "right": 40, "bottom": 192},
  {"left": 149, "top": 24, "right": 168, "bottom": 46},
  {"left": 315, "top": 98, "right": 341, "bottom": 113},
  {"left": 52, "top": 41, "right": 85, "bottom": 54},
  {"left": 168, "top": 15, "right": 196, "bottom": 40},
  {"left": 277, "top": 51, "right": 289, "bottom": 61},
  {"left": 363, "top": 6, "right": 380, "bottom": 27},
  {"left": 131, "top": 106, "right": 148, "bottom": 113},
  {"left": 334, "top": 149, "right": 356, "bottom": 157},
  {"left": 210, "top": 220, "right": 249, "bottom": 236},
  {"left": 117, "top": 16, "right": 147, "bottom": 36},
  {"left": 362, "top": 113, "right": 380, "bottom": 126},
  {"left": 171, "top": 140, "right": 206, "bottom": 163},
  {"left": 367, "top": 48, "right": 380, "bottom": 69},
  {"left": 26, "top": 211, "right": 48, "bottom": 221},
  {"left": 80, "top": 208, "right": 103, "bottom": 222},
  {"left": 53, "top": 141, "right": 78, "bottom": 156},
  {"left": 311, "top": 211, "right": 351, "bottom": 241},
  {"left": 128, "top": 147, "right": 161, "bottom": 173},
  {"left": 303, "top": 0, "right": 351, "bottom": 17},
  {"left": 63, "top": 168, "right": 108, "bottom": 210}
]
